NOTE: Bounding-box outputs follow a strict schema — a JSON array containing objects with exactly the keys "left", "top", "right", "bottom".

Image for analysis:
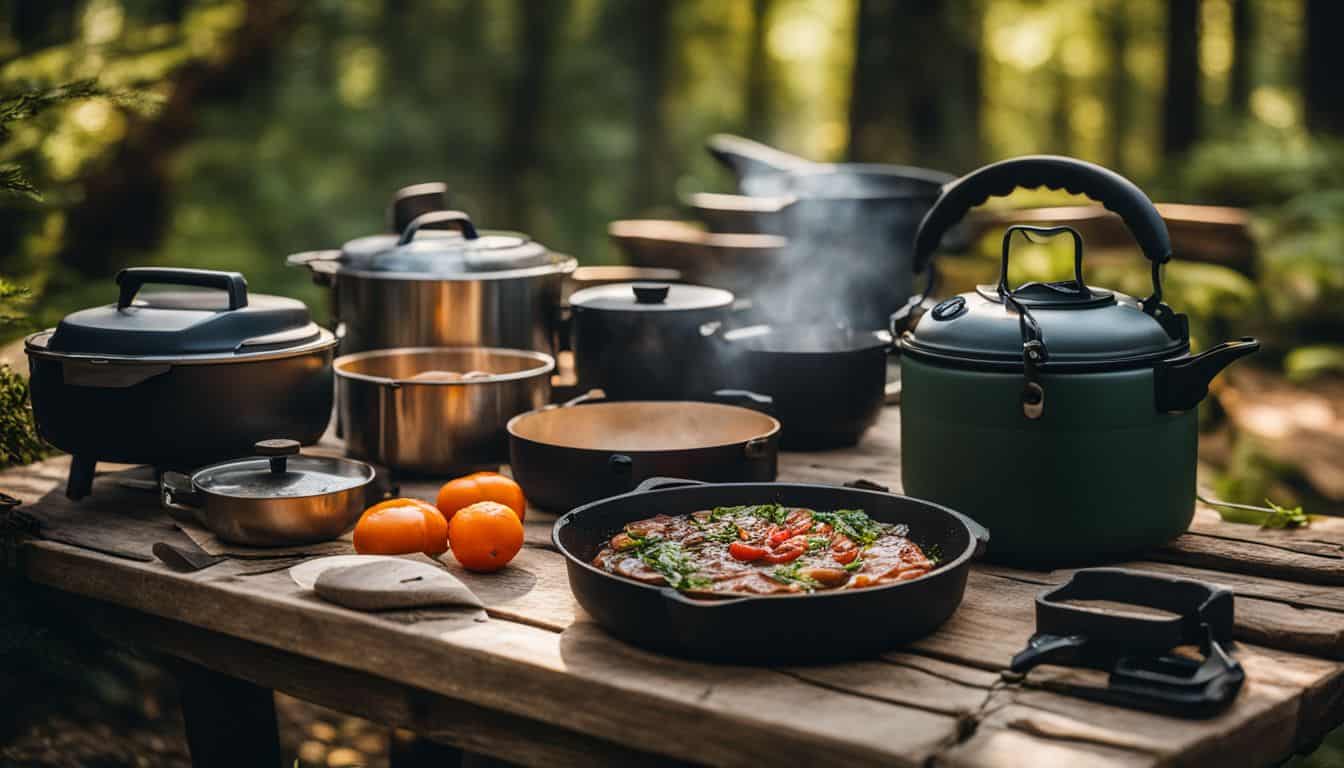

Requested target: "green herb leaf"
[
  {"left": 629, "top": 538, "right": 710, "bottom": 591},
  {"left": 1263, "top": 498, "right": 1310, "bottom": 529},
  {"left": 806, "top": 536, "right": 830, "bottom": 553},
  {"left": 705, "top": 523, "right": 740, "bottom": 544},
  {"left": 924, "top": 544, "right": 942, "bottom": 565},
  {"left": 769, "top": 562, "right": 821, "bottom": 591},
  {"left": 842, "top": 558, "right": 864, "bottom": 572},
  {"left": 811, "top": 509, "right": 888, "bottom": 546}
]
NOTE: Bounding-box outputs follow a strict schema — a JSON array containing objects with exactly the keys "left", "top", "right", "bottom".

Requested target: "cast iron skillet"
[{"left": 553, "top": 477, "right": 989, "bottom": 664}]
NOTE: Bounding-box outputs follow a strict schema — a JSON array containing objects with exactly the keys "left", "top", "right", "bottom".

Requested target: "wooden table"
[{"left": 4, "top": 409, "right": 1344, "bottom": 767}]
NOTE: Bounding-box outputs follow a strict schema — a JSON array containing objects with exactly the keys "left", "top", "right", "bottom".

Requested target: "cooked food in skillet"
[{"left": 592, "top": 505, "right": 937, "bottom": 595}]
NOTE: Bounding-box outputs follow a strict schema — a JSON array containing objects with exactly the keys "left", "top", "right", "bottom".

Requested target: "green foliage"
[
  {"left": 1284, "top": 345, "right": 1344, "bottom": 383},
  {"left": 1176, "top": 136, "right": 1344, "bottom": 208},
  {"left": 0, "top": 364, "right": 51, "bottom": 469},
  {"left": 1199, "top": 495, "right": 1310, "bottom": 529}
]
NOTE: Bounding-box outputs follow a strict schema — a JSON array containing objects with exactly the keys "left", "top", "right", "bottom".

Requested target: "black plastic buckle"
[{"left": 1009, "top": 568, "right": 1244, "bottom": 718}]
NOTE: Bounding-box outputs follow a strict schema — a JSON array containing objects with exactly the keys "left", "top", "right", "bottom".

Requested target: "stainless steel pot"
[
  {"left": 288, "top": 209, "right": 576, "bottom": 354},
  {"left": 335, "top": 347, "right": 554, "bottom": 474},
  {"left": 161, "top": 439, "right": 377, "bottom": 547}
]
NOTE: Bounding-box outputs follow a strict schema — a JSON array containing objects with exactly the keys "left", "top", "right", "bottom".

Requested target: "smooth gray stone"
[{"left": 313, "top": 559, "right": 484, "bottom": 611}]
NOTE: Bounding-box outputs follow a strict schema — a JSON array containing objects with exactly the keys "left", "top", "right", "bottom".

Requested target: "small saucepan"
[
  {"left": 553, "top": 477, "right": 989, "bottom": 663},
  {"left": 700, "top": 322, "right": 893, "bottom": 449},
  {"left": 162, "top": 439, "right": 378, "bottom": 547},
  {"left": 508, "top": 396, "right": 781, "bottom": 512}
]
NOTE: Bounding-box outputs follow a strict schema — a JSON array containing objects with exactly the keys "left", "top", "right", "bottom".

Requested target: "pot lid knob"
[
  {"left": 255, "top": 438, "right": 301, "bottom": 475},
  {"left": 632, "top": 283, "right": 670, "bottom": 304}
]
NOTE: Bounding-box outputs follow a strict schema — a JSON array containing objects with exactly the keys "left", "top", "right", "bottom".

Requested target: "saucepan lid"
[{"left": 191, "top": 439, "right": 375, "bottom": 499}]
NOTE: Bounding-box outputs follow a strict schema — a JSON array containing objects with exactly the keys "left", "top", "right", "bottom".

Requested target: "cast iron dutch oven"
[
  {"left": 568, "top": 281, "right": 734, "bottom": 400},
  {"left": 897, "top": 155, "right": 1259, "bottom": 565},
  {"left": 25, "top": 268, "right": 338, "bottom": 500},
  {"left": 553, "top": 477, "right": 989, "bottom": 663}
]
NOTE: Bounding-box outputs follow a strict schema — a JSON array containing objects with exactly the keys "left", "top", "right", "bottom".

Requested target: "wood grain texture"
[{"left": 6, "top": 407, "right": 1344, "bottom": 767}]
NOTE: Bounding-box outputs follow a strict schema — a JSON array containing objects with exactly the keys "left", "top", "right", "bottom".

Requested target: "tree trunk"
[
  {"left": 629, "top": 0, "right": 671, "bottom": 212},
  {"left": 11, "top": 0, "right": 77, "bottom": 52},
  {"left": 743, "top": 0, "right": 775, "bottom": 141},
  {"left": 495, "top": 0, "right": 568, "bottom": 231},
  {"left": 1304, "top": 0, "right": 1344, "bottom": 136},
  {"left": 1227, "top": 0, "right": 1253, "bottom": 117},
  {"left": 1105, "top": 1, "right": 1130, "bottom": 171},
  {"left": 1162, "top": 0, "right": 1201, "bottom": 156},
  {"left": 846, "top": 0, "right": 979, "bottom": 170}
]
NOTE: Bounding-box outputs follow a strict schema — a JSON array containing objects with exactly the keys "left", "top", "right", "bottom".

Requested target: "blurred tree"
[
  {"left": 1104, "top": 0, "right": 1130, "bottom": 171},
  {"left": 629, "top": 0, "right": 673, "bottom": 212},
  {"left": 1303, "top": 0, "right": 1344, "bottom": 136},
  {"left": 1228, "top": 0, "right": 1253, "bottom": 118},
  {"left": 743, "top": 0, "right": 775, "bottom": 141},
  {"left": 847, "top": 0, "right": 980, "bottom": 171},
  {"left": 1163, "top": 0, "right": 1200, "bottom": 155}
]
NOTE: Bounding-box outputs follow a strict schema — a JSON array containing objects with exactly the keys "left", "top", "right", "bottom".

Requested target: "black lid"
[
  {"left": 570, "top": 282, "right": 735, "bottom": 312},
  {"left": 46, "top": 268, "right": 321, "bottom": 357}
]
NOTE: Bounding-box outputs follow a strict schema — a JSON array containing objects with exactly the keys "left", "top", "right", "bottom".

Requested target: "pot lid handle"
[
  {"left": 913, "top": 155, "right": 1172, "bottom": 276},
  {"left": 116, "top": 267, "right": 248, "bottom": 311},
  {"left": 389, "top": 181, "right": 449, "bottom": 233},
  {"left": 398, "top": 210, "right": 479, "bottom": 245},
  {"left": 255, "top": 438, "right": 301, "bottom": 475},
  {"left": 632, "top": 283, "right": 671, "bottom": 304}
]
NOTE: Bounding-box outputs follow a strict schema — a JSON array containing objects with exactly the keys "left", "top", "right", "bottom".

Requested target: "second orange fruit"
[
  {"left": 447, "top": 501, "right": 525, "bottom": 572},
  {"left": 437, "top": 471, "right": 526, "bottom": 522}
]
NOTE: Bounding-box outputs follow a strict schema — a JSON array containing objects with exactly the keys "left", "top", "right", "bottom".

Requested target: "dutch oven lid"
[
  {"left": 360, "top": 210, "right": 551, "bottom": 274},
  {"left": 192, "top": 440, "right": 374, "bottom": 499},
  {"left": 46, "top": 268, "right": 322, "bottom": 357},
  {"left": 904, "top": 227, "right": 1188, "bottom": 368},
  {"left": 337, "top": 182, "right": 455, "bottom": 266},
  {"left": 570, "top": 281, "right": 734, "bottom": 312}
]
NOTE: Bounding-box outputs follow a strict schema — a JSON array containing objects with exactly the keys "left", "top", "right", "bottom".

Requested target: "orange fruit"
[
  {"left": 436, "top": 471, "right": 527, "bottom": 523},
  {"left": 353, "top": 498, "right": 449, "bottom": 556},
  {"left": 447, "top": 501, "right": 525, "bottom": 572}
]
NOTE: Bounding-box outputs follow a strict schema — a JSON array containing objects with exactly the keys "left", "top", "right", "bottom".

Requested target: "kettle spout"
[{"left": 1154, "top": 337, "right": 1260, "bottom": 413}]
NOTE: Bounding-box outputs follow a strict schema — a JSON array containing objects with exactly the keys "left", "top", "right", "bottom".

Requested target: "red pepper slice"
[
  {"left": 763, "top": 538, "right": 806, "bottom": 564},
  {"left": 729, "top": 541, "right": 767, "bottom": 562}
]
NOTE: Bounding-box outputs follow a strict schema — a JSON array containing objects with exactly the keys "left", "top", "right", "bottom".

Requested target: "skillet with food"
[{"left": 554, "top": 478, "right": 988, "bottom": 663}]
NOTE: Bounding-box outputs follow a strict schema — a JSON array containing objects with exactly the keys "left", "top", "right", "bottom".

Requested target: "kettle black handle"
[
  {"left": 913, "top": 155, "right": 1172, "bottom": 276},
  {"left": 398, "top": 210, "right": 478, "bottom": 245},
  {"left": 388, "top": 181, "right": 449, "bottom": 233},
  {"left": 116, "top": 267, "right": 248, "bottom": 310}
]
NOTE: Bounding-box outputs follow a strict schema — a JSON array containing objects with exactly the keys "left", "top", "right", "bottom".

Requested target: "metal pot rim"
[
  {"left": 23, "top": 327, "right": 339, "bottom": 365},
  {"left": 320, "top": 255, "right": 577, "bottom": 282},
  {"left": 507, "top": 400, "right": 781, "bottom": 451},
  {"left": 334, "top": 346, "right": 556, "bottom": 386}
]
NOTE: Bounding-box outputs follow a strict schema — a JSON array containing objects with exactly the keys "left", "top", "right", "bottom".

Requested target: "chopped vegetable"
[
  {"left": 810, "top": 509, "right": 889, "bottom": 546},
  {"left": 769, "top": 561, "right": 822, "bottom": 590},
  {"left": 729, "top": 541, "right": 767, "bottom": 562}
]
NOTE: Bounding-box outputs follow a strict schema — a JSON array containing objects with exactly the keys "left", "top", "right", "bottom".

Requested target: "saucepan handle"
[
  {"left": 632, "top": 477, "right": 708, "bottom": 494},
  {"left": 913, "top": 155, "right": 1172, "bottom": 277},
  {"left": 160, "top": 472, "right": 207, "bottom": 526},
  {"left": 953, "top": 512, "right": 991, "bottom": 559},
  {"left": 117, "top": 267, "right": 249, "bottom": 311}
]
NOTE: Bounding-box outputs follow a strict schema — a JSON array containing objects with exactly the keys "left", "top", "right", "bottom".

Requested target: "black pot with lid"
[
  {"left": 568, "top": 281, "right": 735, "bottom": 400},
  {"left": 25, "top": 267, "right": 338, "bottom": 500}
]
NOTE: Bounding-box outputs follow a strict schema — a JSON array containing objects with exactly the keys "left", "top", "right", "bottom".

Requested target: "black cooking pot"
[
  {"left": 24, "top": 268, "right": 338, "bottom": 499},
  {"left": 568, "top": 281, "right": 734, "bottom": 400},
  {"left": 702, "top": 322, "right": 892, "bottom": 448},
  {"left": 508, "top": 396, "right": 780, "bottom": 512},
  {"left": 553, "top": 477, "right": 989, "bottom": 663}
]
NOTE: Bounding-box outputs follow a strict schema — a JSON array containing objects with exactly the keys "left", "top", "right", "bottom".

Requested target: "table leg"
[{"left": 171, "top": 659, "right": 281, "bottom": 768}]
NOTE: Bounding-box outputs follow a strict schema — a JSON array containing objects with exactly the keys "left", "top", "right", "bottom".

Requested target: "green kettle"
[{"left": 895, "top": 156, "right": 1259, "bottom": 565}]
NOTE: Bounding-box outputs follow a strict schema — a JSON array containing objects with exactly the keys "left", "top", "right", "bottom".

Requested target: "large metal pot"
[
  {"left": 289, "top": 207, "right": 576, "bottom": 354},
  {"left": 335, "top": 347, "right": 554, "bottom": 475},
  {"left": 898, "top": 156, "right": 1260, "bottom": 565},
  {"left": 161, "top": 439, "right": 377, "bottom": 547},
  {"left": 25, "top": 268, "right": 337, "bottom": 500},
  {"left": 695, "top": 134, "right": 955, "bottom": 331}
]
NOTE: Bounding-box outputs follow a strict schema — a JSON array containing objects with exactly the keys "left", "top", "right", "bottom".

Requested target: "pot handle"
[
  {"left": 706, "top": 133, "right": 813, "bottom": 177},
  {"left": 711, "top": 389, "right": 773, "bottom": 414},
  {"left": 913, "top": 155, "right": 1171, "bottom": 302},
  {"left": 285, "top": 250, "right": 342, "bottom": 286},
  {"left": 160, "top": 471, "right": 207, "bottom": 527},
  {"left": 117, "top": 267, "right": 248, "bottom": 311},
  {"left": 953, "top": 512, "right": 991, "bottom": 559},
  {"left": 388, "top": 181, "right": 449, "bottom": 233},
  {"left": 632, "top": 477, "right": 708, "bottom": 493},
  {"left": 398, "top": 210, "right": 478, "bottom": 244}
]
